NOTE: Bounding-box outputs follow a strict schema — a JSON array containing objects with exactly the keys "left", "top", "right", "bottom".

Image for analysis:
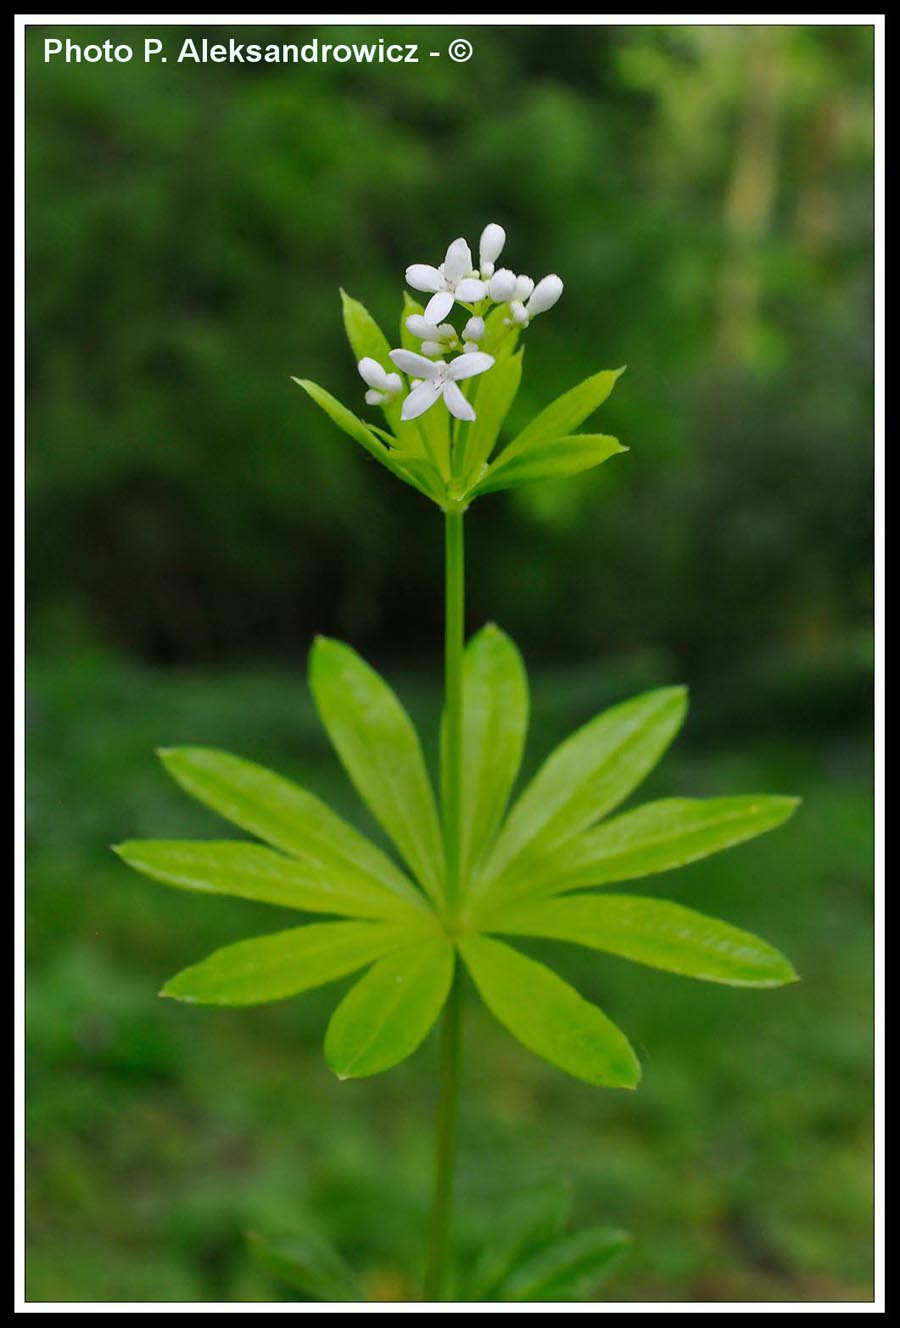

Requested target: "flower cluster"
[{"left": 357, "top": 223, "right": 564, "bottom": 423}]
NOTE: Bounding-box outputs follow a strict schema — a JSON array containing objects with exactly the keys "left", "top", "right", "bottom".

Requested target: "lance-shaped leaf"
[
  {"left": 476, "top": 794, "right": 800, "bottom": 905},
  {"left": 292, "top": 378, "right": 442, "bottom": 502},
  {"left": 161, "top": 919, "right": 417, "bottom": 1006},
  {"left": 460, "top": 350, "right": 524, "bottom": 484},
  {"left": 440, "top": 625, "right": 528, "bottom": 890},
  {"left": 495, "top": 367, "right": 624, "bottom": 463},
  {"left": 113, "top": 839, "right": 427, "bottom": 922},
  {"left": 496, "top": 1227, "right": 631, "bottom": 1302},
  {"left": 473, "top": 433, "right": 626, "bottom": 496},
  {"left": 483, "top": 894, "right": 798, "bottom": 987},
  {"left": 480, "top": 686, "right": 687, "bottom": 895},
  {"left": 310, "top": 638, "right": 445, "bottom": 904},
  {"left": 480, "top": 303, "right": 521, "bottom": 360},
  {"left": 324, "top": 938, "right": 454, "bottom": 1078},
  {"left": 247, "top": 1229, "right": 362, "bottom": 1302},
  {"left": 156, "top": 747, "right": 425, "bottom": 912},
  {"left": 459, "top": 935, "right": 639, "bottom": 1089},
  {"left": 468, "top": 1182, "right": 572, "bottom": 1301}
]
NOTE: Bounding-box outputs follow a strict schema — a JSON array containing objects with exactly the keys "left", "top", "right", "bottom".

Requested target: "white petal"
[
  {"left": 364, "top": 388, "right": 385, "bottom": 405},
  {"left": 405, "top": 264, "right": 445, "bottom": 293},
  {"left": 389, "top": 348, "right": 442, "bottom": 379},
  {"left": 527, "top": 274, "right": 564, "bottom": 316},
  {"left": 442, "top": 238, "right": 473, "bottom": 283},
  {"left": 479, "top": 223, "right": 506, "bottom": 268},
  {"left": 454, "top": 277, "right": 486, "bottom": 303},
  {"left": 510, "top": 300, "right": 530, "bottom": 326},
  {"left": 463, "top": 316, "right": 485, "bottom": 341},
  {"left": 436, "top": 323, "right": 457, "bottom": 340},
  {"left": 489, "top": 268, "right": 517, "bottom": 302},
  {"left": 424, "top": 289, "right": 455, "bottom": 323},
  {"left": 401, "top": 380, "right": 442, "bottom": 420},
  {"left": 385, "top": 373, "right": 402, "bottom": 394},
  {"left": 420, "top": 340, "right": 445, "bottom": 357},
  {"left": 404, "top": 314, "right": 440, "bottom": 339},
  {"left": 445, "top": 351, "right": 495, "bottom": 381},
  {"left": 513, "top": 274, "right": 534, "bottom": 301},
  {"left": 442, "top": 381, "right": 476, "bottom": 422},
  {"left": 357, "top": 357, "right": 388, "bottom": 389}
]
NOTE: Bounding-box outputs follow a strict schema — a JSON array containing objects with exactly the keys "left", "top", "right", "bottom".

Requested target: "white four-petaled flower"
[
  {"left": 389, "top": 349, "right": 495, "bottom": 422},
  {"left": 406, "top": 238, "right": 486, "bottom": 324}
]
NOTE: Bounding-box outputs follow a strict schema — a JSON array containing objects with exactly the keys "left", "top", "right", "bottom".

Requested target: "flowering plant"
[{"left": 115, "top": 224, "right": 798, "bottom": 1302}]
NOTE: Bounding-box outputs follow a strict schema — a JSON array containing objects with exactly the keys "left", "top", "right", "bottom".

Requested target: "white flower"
[
  {"left": 406, "top": 238, "right": 486, "bottom": 323},
  {"left": 357, "top": 357, "right": 402, "bottom": 406},
  {"left": 462, "top": 316, "right": 485, "bottom": 342},
  {"left": 389, "top": 349, "right": 495, "bottom": 422},
  {"left": 513, "top": 274, "right": 534, "bottom": 302},
  {"left": 527, "top": 274, "right": 564, "bottom": 317},
  {"left": 478, "top": 223, "right": 506, "bottom": 278}
]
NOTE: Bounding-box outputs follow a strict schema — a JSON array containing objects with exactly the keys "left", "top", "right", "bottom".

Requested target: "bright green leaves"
[
  {"left": 310, "top": 637, "right": 444, "bottom": 905},
  {"left": 484, "top": 894, "right": 798, "bottom": 988},
  {"left": 483, "top": 794, "right": 800, "bottom": 903},
  {"left": 325, "top": 939, "right": 455, "bottom": 1079},
  {"left": 502, "top": 368, "right": 625, "bottom": 453},
  {"left": 459, "top": 350, "right": 524, "bottom": 485},
  {"left": 112, "top": 839, "right": 424, "bottom": 922},
  {"left": 479, "top": 686, "right": 688, "bottom": 897},
  {"left": 161, "top": 919, "right": 417, "bottom": 1006},
  {"left": 460, "top": 935, "right": 640, "bottom": 1089},
  {"left": 119, "top": 625, "right": 797, "bottom": 1088},
  {"left": 443, "top": 625, "right": 528, "bottom": 889},
  {"left": 472, "top": 433, "right": 625, "bottom": 496},
  {"left": 154, "top": 746, "right": 425, "bottom": 914}
]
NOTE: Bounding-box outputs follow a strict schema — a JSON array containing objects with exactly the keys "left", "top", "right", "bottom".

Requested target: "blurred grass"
[{"left": 25, "top": 646, "right": 873, "bottom": 1302}]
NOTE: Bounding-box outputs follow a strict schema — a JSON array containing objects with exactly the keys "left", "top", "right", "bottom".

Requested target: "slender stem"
[
  {"left": 422, "top": 507, "right": 466, "bottom": 1301},
  {"left": 442, "top": 510, "right": 465, "bottom": 919},
  {"left": 423, "top": 969, "right": 463, "bottom": 1300}
]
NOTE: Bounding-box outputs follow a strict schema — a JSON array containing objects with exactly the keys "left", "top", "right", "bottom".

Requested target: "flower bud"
[
  {"left": 489, "top": 268, "right": 517, "bottom": 302},
  {"left": 479, "top": 223, "right": 506, "bottom": 270},
  {"left": 527, "top": 274, "right": 564, "bottom": 317},
  {"left": 463, "top": 316, "right": 485, "bottom": 343}
]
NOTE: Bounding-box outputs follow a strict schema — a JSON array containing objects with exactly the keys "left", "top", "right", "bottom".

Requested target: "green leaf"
[
  {"left": 473, "top": 433, "right": 626, "bottom": 495},
  {"left": 485, "top": 794, "right": 800, "bottom": 902},
  {"left": 481, "top": 304, "right": 521, "bottom": 360},
  {"left": 339, "top": 288, "right": 401, "bottom": 426},
  {"left": 498, "top": 368, "right": 625, "bottom": 460},
  {"left": 324, "top": 939, "right": 454, "bottom": 1078},
  {"left": 309, "top": 638, "right": 445, "bottom": 904},
  {"left": 247, "top": 1228, "right": 362, "bottom": 1302},
  {"left": 161, "top": 919, "right": 417, "bottom": 1006},
  {"left": 479, "top": 686, "right": 688, "bottom": 897},
  {"left": 459, "top": 935, "right": 639, "bottom": 1088},
  {"left": 468, "top": 1182, "right": 572, "bottom": 1301},
  {"left": 484, "top": 893, "right": 798, "bottom": 987},
  {"left": 155, "top": 747, "right": 426, "bottom": 912},
  {"left": 441, "top": 625, "right": 528, "bottom": 890},
  {"left": 460, "top": 350, "right": 524, "bottom": 484},
  {"left": 497, "top": 1227, "right": 631, "bottom": 1301},
  {"left": 113, "top": 838, "right": 427, "bottom": 922},
  {"left": 292, "top": 378, "right": 439, "bottom": 501}
]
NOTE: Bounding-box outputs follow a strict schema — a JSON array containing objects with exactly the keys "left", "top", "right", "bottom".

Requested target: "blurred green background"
[{"left": 26, "top": 22, "right": 873, "bottom": 1303}]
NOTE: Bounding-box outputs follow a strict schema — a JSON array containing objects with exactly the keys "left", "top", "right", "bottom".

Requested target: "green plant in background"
[{"left": 114, "top": 224, "right": 799, "bottom": 1303}]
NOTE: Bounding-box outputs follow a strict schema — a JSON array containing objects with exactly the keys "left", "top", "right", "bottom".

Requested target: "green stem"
[
  {"left": 423, "top": 507, "right": 466, "bottom": 1301},
  {"left": 423, "top": 969, "right": 463, "bottom": 1301},
  {"left": 442, "top": 510, "right": 465, "bottom": 919}
]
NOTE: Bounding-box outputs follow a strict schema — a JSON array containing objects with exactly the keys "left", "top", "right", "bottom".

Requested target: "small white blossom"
[
  {"left": 389, "top": 349, "right": 495, "bottom": 422},
  {"left": 406, "top": 238, "right": 486, "bottom": 324},
  {"left": 357, "top": 357, "right": 402, "bottom": 406},
  {"left": 404, "top": 315, "right": 459, "bottom": 358},
  {"left": 478, "top": 223, "right": 506, "bottom": 278},
  {"left": 462, "top": 316, "right": 485, "bottom": 343},
  {"left": 509, "top": 300, "right": 530, "bottom": 327},
  {"left": 513, "top": 274, "right": 534, "bottom": 302}
]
